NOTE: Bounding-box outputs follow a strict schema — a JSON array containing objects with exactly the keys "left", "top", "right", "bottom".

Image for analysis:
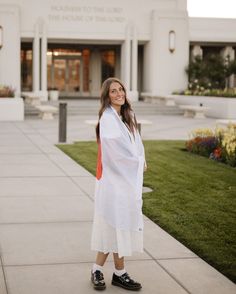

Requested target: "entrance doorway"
[
  {"left": 21, "top": 43, "right": 121, "bottom": 98},
  {"left": 47, "top": 45, "right": 120, "bottom": 98},
  {"left": 51, "top": 56, "right": 83, "bottom": 96},
  {"left": 47, "top": 48, "right": 90, "bottom": 98}
]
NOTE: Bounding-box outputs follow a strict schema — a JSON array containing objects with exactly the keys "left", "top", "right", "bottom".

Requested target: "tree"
[{"left": 186, "top": 53, "right": 236, "bottom": 90}]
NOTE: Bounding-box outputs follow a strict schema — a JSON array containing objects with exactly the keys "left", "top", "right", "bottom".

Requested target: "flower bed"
[
  {"left": 0, "top": 85, "right": 15, "bottom": 97},
  {"left": 176, "top": 87, "right": 236, "bottom": 98},
  {"left": 186, "top": 124, "right": 236, "bottom": 167}
]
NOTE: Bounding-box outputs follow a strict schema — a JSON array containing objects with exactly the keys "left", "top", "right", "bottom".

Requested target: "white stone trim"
[{"left": 0, "top": 98, "right": 24, "bottom": 121}]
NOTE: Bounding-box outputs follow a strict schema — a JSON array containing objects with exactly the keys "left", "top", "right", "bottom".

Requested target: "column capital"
[
  {"left": 221, "top": 46, "right": 235, "bottom": 61},
  {"left": 191, "top": 45, "right": 203, "bottom": 60}
]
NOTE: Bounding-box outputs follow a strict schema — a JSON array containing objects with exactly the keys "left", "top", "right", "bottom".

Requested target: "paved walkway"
[{"left": 0, "top": 114, "right": 235, "bottom": 294}]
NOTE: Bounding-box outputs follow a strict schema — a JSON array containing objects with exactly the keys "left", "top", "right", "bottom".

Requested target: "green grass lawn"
[{"left": 57, "top": 140, "right": 236, "bottom": 282}]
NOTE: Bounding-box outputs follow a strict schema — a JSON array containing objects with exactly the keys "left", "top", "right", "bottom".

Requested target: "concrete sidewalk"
[{"left": 0, "top": 116, "right": 235, "bottom": 294}]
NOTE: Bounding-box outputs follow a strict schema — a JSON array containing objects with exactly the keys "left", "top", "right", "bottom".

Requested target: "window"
[
  {"left": 21, "top": 42, "right": 33, "bottom": 91},
  {"left": 101, "top": 50, "right": 116, "bottom": 83}
]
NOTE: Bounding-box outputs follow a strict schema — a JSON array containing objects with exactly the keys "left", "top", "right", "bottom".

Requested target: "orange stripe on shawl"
[{"left": 96, "top": 142, "right": 102, "bottom": 180}]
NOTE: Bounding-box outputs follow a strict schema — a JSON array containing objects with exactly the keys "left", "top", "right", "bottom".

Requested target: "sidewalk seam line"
[
  {"left": 3, "top": 259, "right": 152, "bottom": 267},
  {"left": 0, "top": 254, "right": 9, "bottom": 294},
  {"left": 156, "top": 256, "right": 198, "bottom": 260},
  {"left": 144, "top": 248, "right": 192, "bottom": 294},
  {"left": 69, "top": 176, "right": 94, "bottom": 202},
  {"left": 14, "top": 122, "right": 96, "bottom": 202},
  {"left": 13, "top": 122, "right": 76, "bottom": 180},
  {"left": 0, "top": 220, "right": 93, "bottom": 226}
]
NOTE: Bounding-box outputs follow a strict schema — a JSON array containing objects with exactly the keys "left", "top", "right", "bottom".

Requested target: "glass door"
[
  {"left": 67, "top": 59, "right": 83, "bottom": 94},
  {"left": 53, "top": 59, "right": 66, "bottom": 92},
  {"left": 47, "top": 48, "right": 91, "bottom": 97},
  {"left": 52, "top": 57, "right": 83, "bottom": 97}
]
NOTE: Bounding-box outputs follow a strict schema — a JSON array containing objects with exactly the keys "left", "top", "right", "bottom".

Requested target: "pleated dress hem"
[{"left": 91, "top": 213, "right": 143, "bottom": 258}]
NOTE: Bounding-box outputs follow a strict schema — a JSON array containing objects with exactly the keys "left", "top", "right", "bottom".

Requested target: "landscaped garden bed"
[
  {"left": 172, "top": 53, "right": 236, "bottom": 119},
  {"left": 186, "top": 125, "right": 236, "bottom": 167}
]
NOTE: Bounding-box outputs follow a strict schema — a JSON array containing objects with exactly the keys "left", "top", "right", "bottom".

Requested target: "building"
[{"left": 0, "top": 0, "right": 236, "bottom": 101}]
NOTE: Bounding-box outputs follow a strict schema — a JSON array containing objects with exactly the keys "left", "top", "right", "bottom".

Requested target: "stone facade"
[{"left": 0, "top": 0, "right": 235, "bottom": 101}]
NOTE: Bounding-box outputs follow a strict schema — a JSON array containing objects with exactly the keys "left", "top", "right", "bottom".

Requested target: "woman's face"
[{"left": 109, "top": 82, "right": 125, "bottom": 109}]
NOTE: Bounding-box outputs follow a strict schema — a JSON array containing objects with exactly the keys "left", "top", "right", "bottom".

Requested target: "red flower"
[{"left": 213, "top": 147, "right": 222, "bottom": 158}]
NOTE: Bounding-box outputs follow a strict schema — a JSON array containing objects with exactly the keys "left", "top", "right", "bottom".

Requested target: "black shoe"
[
  {"left": 112, "top": 272, "right": 142, "bottom": 291},
  {"left": 91, "top": 270, "right": 106, "bottom": 290}
]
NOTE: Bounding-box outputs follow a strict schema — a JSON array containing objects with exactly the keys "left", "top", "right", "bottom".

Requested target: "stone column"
[
  {"left": 115, "top": 47, "right": 121, "bottom": 79},
  {"left": 221, "top": 46, "right": 235, "bottom": 88},
  {"left": 40, "top": 20, "right": 48, "bottom": 101},
  {"left": 90, "top": 49, "right": 101, "bottom": 97},
  {"left": 191, "top": 45, "right": 203, "bottom": 60},
  {"left": 177, "top": 0, "right": 187, "bottom": 10},
  {"left": 121, "top": 24, "right": 131, "bottom": 92},
  {"left": 148, "top": 9, "right": 189, "bottom": 95},
  {"left": 131, "top": 25, "right": 138, "bottom": 93},
  {"left": 122, "top": 23, "right": 138, "bottom": 101},
  {"left": 121, "top": 42, "right": 125, "bottom": 83},
  {"left": 33, "top": 21, "right": 40, "bottom": 94}
]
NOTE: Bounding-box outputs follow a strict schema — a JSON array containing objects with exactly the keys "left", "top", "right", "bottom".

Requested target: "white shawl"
[{"left": 94, "top": 105, "right": 145, "bottom": 232}]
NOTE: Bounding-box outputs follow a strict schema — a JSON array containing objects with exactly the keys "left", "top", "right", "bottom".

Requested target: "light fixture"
[
  {"left": 0, "top": 26, "right": 3, "bottom": 49},
  {"left": 169, "top": 30, "right": 175, "bottom": 53}
]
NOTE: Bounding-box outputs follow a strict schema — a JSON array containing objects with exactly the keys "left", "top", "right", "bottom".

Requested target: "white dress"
[{"left": 91, "top": 106, "right": 145, "bottom": 258}]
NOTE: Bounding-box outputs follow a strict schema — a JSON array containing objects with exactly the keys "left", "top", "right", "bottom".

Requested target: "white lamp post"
[
  {"left": 169, "top": 30, "right": 175, "bottom": 53},
  {"left": 0, "top": 26, "right": 3, "bottom": 49}
]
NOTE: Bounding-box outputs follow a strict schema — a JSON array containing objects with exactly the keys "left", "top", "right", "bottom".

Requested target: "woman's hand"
[{"left": 144, "top": 161, "right": 147, "bottom": 172}]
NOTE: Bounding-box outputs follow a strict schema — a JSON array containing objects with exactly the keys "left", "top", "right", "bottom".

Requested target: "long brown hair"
[{"left": 96, "top": 77, "right": 138, "bottom": 141}]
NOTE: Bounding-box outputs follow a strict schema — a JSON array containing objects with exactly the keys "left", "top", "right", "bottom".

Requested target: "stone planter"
[
  {"left": 0, "top": 97, "right": 24, "bottom": 121},
  {"left": 49, "top": 90, "right": 59, "bottom": 101},
  {"left": 172, "top": 95, "right": 236, "bottom": 119}
]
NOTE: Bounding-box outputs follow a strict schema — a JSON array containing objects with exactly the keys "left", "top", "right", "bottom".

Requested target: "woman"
[{"left": 91, "top": 77, "right": 146, "bottom": 291}]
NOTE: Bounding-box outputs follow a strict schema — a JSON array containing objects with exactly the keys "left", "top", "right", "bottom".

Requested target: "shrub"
[
  {"left": 186, "top": 54, "right": 236, "bottom": 90},
  {"left": 0, "top": 85, "right": 15, "bottom": 97}
]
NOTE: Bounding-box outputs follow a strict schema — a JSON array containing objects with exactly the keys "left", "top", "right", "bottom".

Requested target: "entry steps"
[{"left": 24, "top": 98, "right": 183, "bottom": 116}]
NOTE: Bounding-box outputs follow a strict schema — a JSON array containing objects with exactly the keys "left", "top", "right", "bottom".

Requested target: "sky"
[{"left": 187, "top": 0, "right": 236, "bottom": 18}]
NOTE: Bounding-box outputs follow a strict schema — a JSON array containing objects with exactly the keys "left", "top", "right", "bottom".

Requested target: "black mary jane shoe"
[
  {"left": 91, "top": 270, "right": 106, "bottom": 290},
  {"left": 112, "top": 272, "right": 142, "bottom": 291}
]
